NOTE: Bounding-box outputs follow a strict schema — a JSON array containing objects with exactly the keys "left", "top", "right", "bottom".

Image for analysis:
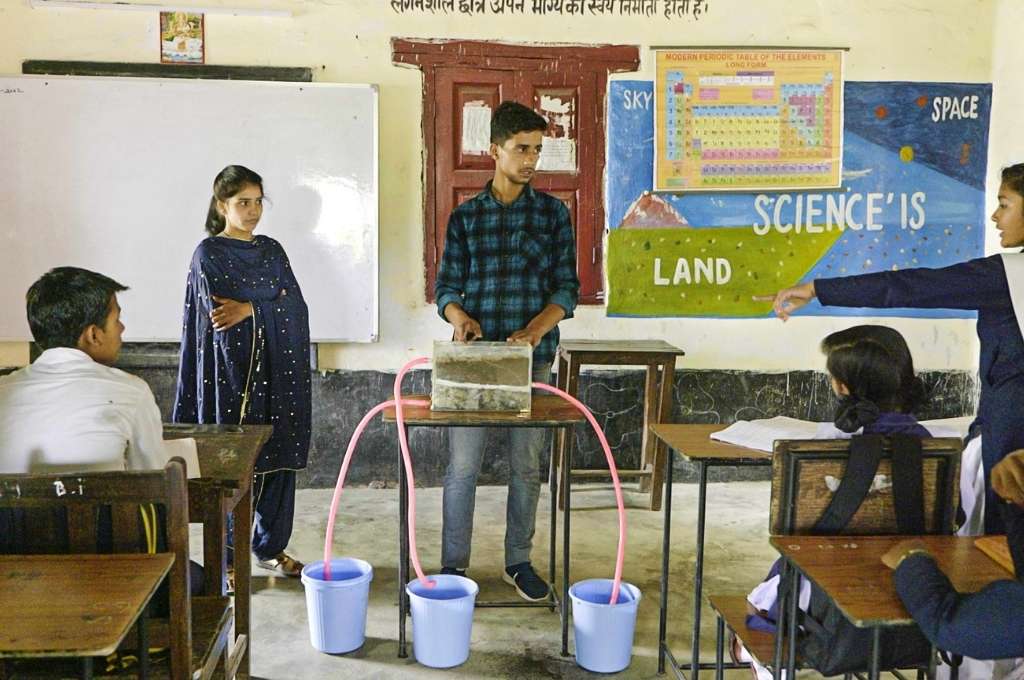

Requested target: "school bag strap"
[
  {"left": 811, "top": 434, "right": 885, "bottom": 534},
  {"left": 811, "top": 433, "right": 925, "bottom": 535},
  {"left": 889, "top": 433, "right": 926, "bottom": 534}
]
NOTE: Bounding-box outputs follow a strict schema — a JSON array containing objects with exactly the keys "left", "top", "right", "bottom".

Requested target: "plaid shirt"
[{"left": 435, "top": 182, "right": 579, "bottom": 367}]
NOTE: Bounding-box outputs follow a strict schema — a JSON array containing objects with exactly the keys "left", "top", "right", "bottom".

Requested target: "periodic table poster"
[{"left": 654, "top": 49, "right": 844, "bottom": 192}]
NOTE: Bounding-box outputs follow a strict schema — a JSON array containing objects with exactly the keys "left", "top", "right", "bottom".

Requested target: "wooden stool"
[{"left": 553, "top": 339, "right": 685, "bottom": 511}]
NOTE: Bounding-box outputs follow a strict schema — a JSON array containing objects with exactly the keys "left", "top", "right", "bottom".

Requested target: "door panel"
[
  {"left": 519, "top": 69, "right": 601, "bottom": 300},
  {"left": 434, "top": 67, "right": 515, "bottom": 271}
]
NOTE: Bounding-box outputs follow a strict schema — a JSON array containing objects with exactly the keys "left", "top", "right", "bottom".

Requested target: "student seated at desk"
[
  {"left": 0, "top": 267, "right": 167, "bottom": 473},
  {"left": 883, "top": 450, "right": 1024, "bottom": 660},
  {"left": 0, "top": 267, "right": 203, "bottom": 610},
  {"left": 739, "top": 325, "right": 932, "bottom": 676}
]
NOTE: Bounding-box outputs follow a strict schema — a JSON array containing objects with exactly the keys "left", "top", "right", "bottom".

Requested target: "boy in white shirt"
[{"left": 0, "top": 267, "right": 167, "bottom": 473}]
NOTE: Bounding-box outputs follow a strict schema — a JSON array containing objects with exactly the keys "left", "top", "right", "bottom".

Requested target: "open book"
[
  {"left": 162, "top": 437, "right": 202, "bottom": 479},
  {"left": 709, "top": 415, "right": 973, "bottom": 453}
]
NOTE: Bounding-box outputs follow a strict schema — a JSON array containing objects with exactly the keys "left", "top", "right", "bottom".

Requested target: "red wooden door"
[
  {"left": 394, "top": 39, "right": 639, "bottom": 305},
  {"left": 517, "top": 67, "right": 601, "bottom": 302},
  {"left": 432, "top": 67, "right": 516, "bottom": 267}
]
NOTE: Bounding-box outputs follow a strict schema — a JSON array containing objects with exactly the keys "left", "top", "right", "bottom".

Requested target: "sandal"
[{"left": 256, "top": 552, "right": 304, "bottom": 577}]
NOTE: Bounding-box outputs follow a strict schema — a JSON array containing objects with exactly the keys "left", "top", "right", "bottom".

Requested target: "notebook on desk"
[
  {"left": 974, "top": 535, "right": 1015, "bottom": 576},
  {"left": 709, "top": 415, "right": 973, "bottom": 453}
]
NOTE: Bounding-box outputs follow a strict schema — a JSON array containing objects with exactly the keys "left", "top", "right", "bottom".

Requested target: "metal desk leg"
[
  {"left": 138, "top": 608, "right": 150, "bottom": 680},
  {"left": 561, "top": 428, "right": 571, "bottom": 657},
  {"left": 950, "top": 655, "right": 962, "bottom": 680},
  {"left": 235, "top": 486, "right": 253, "bottom": 678},
  {"left": 398, "top": 427, "right": 410, "bottom": 659},
  {"left": 80, "top": 657, "right": 93, "bottom": 680},
  {"left": 715, "top": 615, "right": 725, "bottom": 680},
  {"left": 549, "top": 426, "right": 559, "bottom": 613},
  {"left": 786, "top": 566, "right": 799, "bottom": 677},
  {"left": 771, "top": 559, "right": 787, "bottom": 680},
  {"left": 690, "top": 460, "right": 709, "bottom": 680},
  {"left": 658, "top": 449, "right": 675, "bottom": 675},
  {"left": 927, "top": 647, "right": 937, "bottom": 680},
  {"left": 869, "top": 627, "right": 882, "bottom": 680}
]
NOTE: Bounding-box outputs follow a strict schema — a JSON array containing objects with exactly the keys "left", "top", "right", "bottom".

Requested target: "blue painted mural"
[{"left": 606, "top": 80, "right": 992, "bottom": 319}]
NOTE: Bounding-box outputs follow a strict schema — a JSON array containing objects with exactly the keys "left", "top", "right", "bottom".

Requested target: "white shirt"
[{"left": 0, "top": 348, "right": 168, "bottom": 473}]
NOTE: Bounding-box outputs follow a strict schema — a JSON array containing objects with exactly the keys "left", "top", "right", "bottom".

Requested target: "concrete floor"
[{"left": 234, "top": 480, "right": 779, "bottom": 680}]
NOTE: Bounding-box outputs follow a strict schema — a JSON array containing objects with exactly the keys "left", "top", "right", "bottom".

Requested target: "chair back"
[
  {"left": 768, "top": 437, "right": 961, "bottom": 536},
  {"left": 0, "top": 459, "right": 191, "bottom": 678}
]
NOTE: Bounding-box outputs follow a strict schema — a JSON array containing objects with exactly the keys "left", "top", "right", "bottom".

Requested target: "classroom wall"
[{"left": 0, "top": 0, "right": 1002, "bottom": 374}]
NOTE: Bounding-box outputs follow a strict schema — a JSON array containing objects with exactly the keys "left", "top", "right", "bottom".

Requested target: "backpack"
[{"left": 792, "top": 433, "right": 935, "bottom": 676}]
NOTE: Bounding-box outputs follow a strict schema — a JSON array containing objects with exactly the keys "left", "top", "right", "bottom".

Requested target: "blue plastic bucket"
[
  {"left": 569, "top": 579, "right": 642, "bottom": 673},
  {"left": 406, "top": 574, "right": 479, "bottom": 668},
  {"left": 301, "top": 558, "right": 373, "bottom": 654}
]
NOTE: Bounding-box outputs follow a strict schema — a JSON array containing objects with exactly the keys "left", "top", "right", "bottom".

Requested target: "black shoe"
[
  {"left": 502, "top": 562, "right": 550, "bottom": 602},
  {"left": 440, "top": 566, "right": 467, "bottom": 577}
]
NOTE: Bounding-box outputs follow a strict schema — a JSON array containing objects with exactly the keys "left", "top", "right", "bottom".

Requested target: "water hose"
[{"left": 323, "top": 356, "right": 628, "bottom": 605}]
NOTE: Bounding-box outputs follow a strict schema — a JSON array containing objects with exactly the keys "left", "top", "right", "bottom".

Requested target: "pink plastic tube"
[
  {"left": 392, "top": 356, "right": 434, "bottom": 588},
  {"left": 532, "top": 381, "right": 627, "bottom": 605},
  {"left": 322, "top": 396, "right": 428, "bottom": 581},
  {"left": 323, "top": 357, "right": 629, "bottom": 605}
]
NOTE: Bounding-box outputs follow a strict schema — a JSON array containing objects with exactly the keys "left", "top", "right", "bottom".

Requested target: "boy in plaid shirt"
[{"left": 435, "top": 101, "right": 579, "bottom": 601}]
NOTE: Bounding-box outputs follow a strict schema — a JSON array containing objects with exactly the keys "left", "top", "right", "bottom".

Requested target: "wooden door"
[
  {"left": 517, "top": 67, "right": 601, "bottom": 300},
  {"left": 393, "top": 39, "right": 640, "bottom": 305},
  {"left": 433, "top": 67, "right": 516, "bottom": 267}
]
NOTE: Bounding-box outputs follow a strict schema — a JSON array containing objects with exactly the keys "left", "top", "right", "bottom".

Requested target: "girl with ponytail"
[
  {"left": 735, "top": 325, "right": 933, "bottom": 677},
  {"left": 821, "top": 324, "right": 930, "bottom": 436},
  {"left": 173, "top": 165, "right": 312, "bottom": 579}
]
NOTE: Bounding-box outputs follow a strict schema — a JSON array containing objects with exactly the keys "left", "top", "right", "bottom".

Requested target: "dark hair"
[
  {"left": 205, "top": 165, "right": 264, "bottom": 236},
  {"left": 490, "top": 101, "right": 548, "bottom": 145},
  {"left": 1001, "top": 163, "right": 1024, "bottom": 204},
  {"left": 821, "top": 325, "right": 928, "bottom": 415},
  {"left": 26, "top": 267, "right": 128, "bottom": 350}
]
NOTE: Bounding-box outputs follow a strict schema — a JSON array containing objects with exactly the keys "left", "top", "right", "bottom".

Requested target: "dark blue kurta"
[
  {"left": 894, "top": 547, "right": 1024, "bottom": 659},
  {"left": 173, "top": 236, "right": 311, "bottom": 473},
  {"left": 816, "top": 254, "right": 1024, "bottom": 532}
]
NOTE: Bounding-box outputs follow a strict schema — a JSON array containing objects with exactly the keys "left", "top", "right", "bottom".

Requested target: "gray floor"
[{"left": 224, "top": 480, "right": 778, "bottom": 679}]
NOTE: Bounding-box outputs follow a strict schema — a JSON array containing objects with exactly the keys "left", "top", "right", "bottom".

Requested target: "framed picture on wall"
[
  {"left": 653, "top": 47, "right": 845, "bottom": 192},
  {"left": 159, "top": 11, "right": 205, "bottom": 65}
]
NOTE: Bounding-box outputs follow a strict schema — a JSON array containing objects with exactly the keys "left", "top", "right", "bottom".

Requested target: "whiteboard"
[{"left": 0, "top": 74, "right": 378, "bottom": 342}]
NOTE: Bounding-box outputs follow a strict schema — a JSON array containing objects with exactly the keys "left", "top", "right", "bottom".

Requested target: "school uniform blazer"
[
  {"left": 895, "top": 503, "right": 1024, "bottom": 659},
  {"left": 815, "top": 255, "right": 1024, "bottom": 531}
]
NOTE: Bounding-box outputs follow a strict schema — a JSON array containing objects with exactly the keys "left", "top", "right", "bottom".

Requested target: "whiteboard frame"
[{"left": 0, "top": 74, "right": 380, "bottom": 344}]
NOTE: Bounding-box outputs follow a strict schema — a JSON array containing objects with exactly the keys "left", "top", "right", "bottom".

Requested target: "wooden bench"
[
  {"left": 0, "top": 459, "right": 244, "bottom": 679},
  {"left": 708, "top": 595, "right": 780, "bottom": 670}
]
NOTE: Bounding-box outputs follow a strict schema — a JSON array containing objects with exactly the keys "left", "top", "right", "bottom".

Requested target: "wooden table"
[
  {"left": 163, "top": 422, "right": 271, "bottom": 680},
  {"left": 771, "top": 535, "right": 1013, "bottom": 680},
  {"left": 382, "top": 395, "right": 584, "bottom": 658},
  {"left": 648, "top": 423, "right": 773, "bottom": 679},
  {"left": 554, "top": 339, "right": 685, "bottom": 511},
  {"left": 0, "top": 553, "right": 174, "bottom": 679}
]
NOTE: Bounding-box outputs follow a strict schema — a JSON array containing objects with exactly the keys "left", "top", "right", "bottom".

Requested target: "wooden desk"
[
  {"left": 0, "top": 553, "right": 173, "bottom": 679},
  {"left": 555, "top": 339, "right": 686, "bottom": 511},
  {"left": 771, "top": 535, "right": 1013, "bottom": 680},
  {"left": 382, "top": 395, "right": 584, "bottom": 658},
  {"left": 648, "top": 423, "right": 773, "bottom": 680},
  {"left": 163, "top": 422, "right": 271, "bottom": 680}
]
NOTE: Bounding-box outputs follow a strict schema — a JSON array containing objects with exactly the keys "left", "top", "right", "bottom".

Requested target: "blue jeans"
[{"left": 442, "top": 365, "right": 552, "bottom": 569}]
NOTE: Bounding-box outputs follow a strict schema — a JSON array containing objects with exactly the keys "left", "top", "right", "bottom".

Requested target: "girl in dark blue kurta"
[
  {"left": 173, "top": 165, "right": 312, "bottom": 575},
  {"left": 765, "top": 164, "right": 1024, "bottom": 533}
]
